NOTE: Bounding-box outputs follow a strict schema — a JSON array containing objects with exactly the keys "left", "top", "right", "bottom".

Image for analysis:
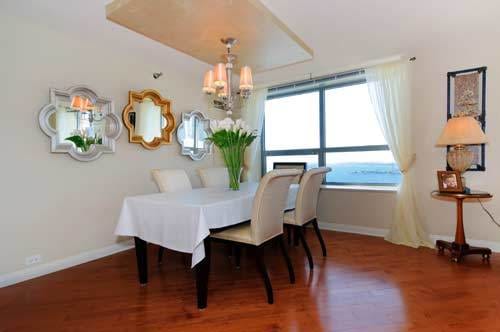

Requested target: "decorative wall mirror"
[
  {"left": 39, "top": 85, "right": 122, "bottom": 162},
  {"left": 176, "top": 111, "right": 212, "bottom": 160},
  {"left": 122, "top": 89, "right": 176, "bottom": 150}
]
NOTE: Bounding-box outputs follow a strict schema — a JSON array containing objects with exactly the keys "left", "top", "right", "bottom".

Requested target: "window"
[{"left": 262, "top": 77, "right": 401, "bottom": 186}]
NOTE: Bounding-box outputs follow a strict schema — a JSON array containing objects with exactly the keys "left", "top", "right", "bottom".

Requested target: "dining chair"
[
  {"left": 151, "top": 169, "right": 192, "bottom": 264},
  {"left": 210, "top": 169, "right": 302, "bottom": 304},
  {"left": 151, "top": 169, "right": 192, "bottom": 193},
  {"left": 198, "top": 167, "right": 229, "bottom": 188},
  {"left": 273, "top": 162, "right": 307, "bottom": 245},
  {"left": 284, "top": 167, "right": 331, "bottom": 269},
  {"left": 273, "top": 162, "right": 307, "bottom": 184}
]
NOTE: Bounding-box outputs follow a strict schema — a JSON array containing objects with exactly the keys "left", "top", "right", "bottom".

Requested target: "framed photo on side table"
[{"left": 437, "top": 170, "right": 464, "bottom": 193}]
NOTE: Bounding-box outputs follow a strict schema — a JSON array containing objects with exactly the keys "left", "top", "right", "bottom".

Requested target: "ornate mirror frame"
[
  {"left": 176, "top": 111, "right": 213, "bottom": 161},
  {"left": 122, "top": 89, "right": 176, "bottom": 150},
  {"left": 39, "top": 85, "right": 122, "bottom": 162}
]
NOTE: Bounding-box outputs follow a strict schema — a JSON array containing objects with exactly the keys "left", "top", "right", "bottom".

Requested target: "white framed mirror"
[
  {"left": 39, "top": 85, "right": 122, "bottom": 162},
  {"left": 176, "top": 111, "right": 212, "bottom": 161}
]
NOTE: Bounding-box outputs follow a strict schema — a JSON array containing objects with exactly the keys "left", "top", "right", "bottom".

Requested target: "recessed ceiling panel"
[{"left": 106, "top": 0, "right": 313, "bottom": 72}]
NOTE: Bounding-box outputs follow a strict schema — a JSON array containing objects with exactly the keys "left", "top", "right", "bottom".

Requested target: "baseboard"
[
  {"left": 318, "top": 222, "right": 500, "bottom": 252},
  {"left": 318, "top": 222, "right": 388, "bottom": 238},
  {"left": 0, "top": 240, "right": 134, "bottom": 288}
]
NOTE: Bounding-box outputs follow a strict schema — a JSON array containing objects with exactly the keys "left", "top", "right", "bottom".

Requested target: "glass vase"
[
  {"left": 227, "top": 165, "right": 241, "bottom": 190},
  {"left": 221, "top": 146, "right": 244, "bottom": 191}
]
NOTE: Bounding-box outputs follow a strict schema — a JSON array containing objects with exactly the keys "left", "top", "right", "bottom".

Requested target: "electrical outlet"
[{"left": 25, "top": 254, "right": 42, "bottom": 266}]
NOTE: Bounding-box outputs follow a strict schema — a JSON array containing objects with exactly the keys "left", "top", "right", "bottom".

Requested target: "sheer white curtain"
[
  {"left": 241, "top": 88, "right": 267, "bottom": 182},
  {"left": 366, "top": 61, "right": 432, "bottom": 248}
]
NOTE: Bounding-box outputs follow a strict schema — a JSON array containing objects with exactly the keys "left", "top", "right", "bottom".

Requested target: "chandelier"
[{"left": 202, "top": 38, "right": 253, "bottom": 116}]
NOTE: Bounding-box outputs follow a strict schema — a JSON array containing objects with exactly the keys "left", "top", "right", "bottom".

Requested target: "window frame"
[{"left": 261, "top": 79, "right": 399, "bottom": 186}]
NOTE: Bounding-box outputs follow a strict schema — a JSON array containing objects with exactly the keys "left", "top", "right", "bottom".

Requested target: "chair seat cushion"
[
  {"left": 210, "top": 222, "right": 256, "bottom": 245},
  {"left": 284, "top": 210, "right": 299, "bottom": 225}
]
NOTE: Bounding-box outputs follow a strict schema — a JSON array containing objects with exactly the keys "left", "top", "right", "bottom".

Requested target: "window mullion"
[{"left": 319, "top": 87, "right": 326, "bottom": 167}]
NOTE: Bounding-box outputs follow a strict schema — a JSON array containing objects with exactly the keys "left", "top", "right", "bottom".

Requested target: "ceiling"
[
  {"left": 2, "top": 0, "right": 499, "bottom": 85},
  {"left": 105, "top": 0, "right": 313, "bottom": 72}
]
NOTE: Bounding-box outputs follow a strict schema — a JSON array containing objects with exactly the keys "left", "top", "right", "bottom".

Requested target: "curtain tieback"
[{"left": 400, "top": 154, "right": 416, "bottom": 174}]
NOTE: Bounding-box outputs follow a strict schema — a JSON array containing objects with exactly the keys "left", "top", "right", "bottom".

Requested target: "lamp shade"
[
  {"left": 202, "top": 70, "right": 215, "bottom": 94},
  {"left": 70, "top": 96, "right": 90, "bottom": 111},
  {"left": 239, "top": 66, "right": 253, "bottom": 90},
  {"left": 213, "top": 63, "right": 227, "bottom": 88},
  {"left": 436, "top": 116, "right": 487, "bottom": 146}
]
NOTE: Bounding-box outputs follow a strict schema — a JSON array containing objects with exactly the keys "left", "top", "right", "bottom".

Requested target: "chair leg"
[
  {"left": 293, "top": 227, "right": 300, "bottom": 247},
  {"left": 226, "top": 243, "right": 233, "bottom": 257},
  {"left": 287, "top": 225, "right": 292, "bottom": 246},
  {"left": 158, "top": 247, "right": 164, "bottom": 265},
  {"left": 297, "top": 226, "right": 314, "bottom": 269},
  {"left": 234, "top": 246, "right": 241, "bottom": 269},
  {"left": 278, "top": 235, "right": 295, "bottom": 284},
  {"left": 255, "top": 246, "right": 273, "bottom": 304},
  {"left": 312, "top": 218, "right": 327, "bottom": 257}
]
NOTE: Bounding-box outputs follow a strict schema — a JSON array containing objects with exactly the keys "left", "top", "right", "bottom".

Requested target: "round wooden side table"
[{"left": 431, "top": 191, "right": 493, "bottom": 263}]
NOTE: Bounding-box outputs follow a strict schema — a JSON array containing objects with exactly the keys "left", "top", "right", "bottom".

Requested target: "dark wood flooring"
[{"left": 1, "top": 231, "right": 499, "bottom": 332}]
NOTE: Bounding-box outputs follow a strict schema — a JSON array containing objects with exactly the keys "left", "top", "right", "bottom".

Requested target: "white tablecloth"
[{"left": 115, "top": 182, "right": 298, "bottom": 267}]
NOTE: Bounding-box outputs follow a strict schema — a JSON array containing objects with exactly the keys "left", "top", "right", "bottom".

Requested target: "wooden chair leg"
[
  {"left": 293, "top": 227, "right": 300, "bottom": 247},
  {"left": 287, "top": 225, "right": 292, "bottom": 245},
  {"left": 226, "top": 243, "right": 233, "bottom": 257},
  {"left": 234, "top": 246, "right": 241, "bottom": 269},
  {"left": 255, "top": 246, "right": 273, "bottom": 304},
  {"left": 297, "top": 226, "right": 314, "bottom": 269},
  {"left": 278, "top": 235, "right": 295, "bottom": 284},
  {"left": 158, "top": 247, "right": 164, "bottom": 265},
  {"left": 312, "top": 219, "right": 327, "bottom": 257}
]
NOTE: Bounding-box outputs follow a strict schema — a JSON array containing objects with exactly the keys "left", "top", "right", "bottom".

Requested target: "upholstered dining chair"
[
  {"left": 210, "top": 169, "right": 302, "bottom": 304},
  {"left": 198, "top": 167, "right": 229, "bottom": 188},
  {"left": 151, "top": 169, "right": 192, "bottom": 264},
  {"left": 284, "top": 167, "right": 331, "bottom": 269},
  {"left": 273, "top": 162, "right": 307, "bottom": 184},
  {"left": 151, "top": 169, "right": 192, "bottom": 193}
]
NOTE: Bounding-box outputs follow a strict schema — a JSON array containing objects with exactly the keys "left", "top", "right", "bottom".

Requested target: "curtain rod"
[{"left": 266, "top": 56, "right": 416, "bottom": 92}]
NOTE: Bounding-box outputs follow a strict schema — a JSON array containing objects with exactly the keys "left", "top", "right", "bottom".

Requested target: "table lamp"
[{"left": 436, "top": 116, "right": 488, "bottom": 192}]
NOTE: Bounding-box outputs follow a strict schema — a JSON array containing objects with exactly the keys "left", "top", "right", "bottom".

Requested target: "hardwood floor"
[{"left": 1, "top": 231, "right": 499, "bottom": 332}]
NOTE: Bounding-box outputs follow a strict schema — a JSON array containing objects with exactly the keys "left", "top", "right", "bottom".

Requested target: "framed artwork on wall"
[{"left": 446, "top": 66, "right": 487, "bottom": 171}]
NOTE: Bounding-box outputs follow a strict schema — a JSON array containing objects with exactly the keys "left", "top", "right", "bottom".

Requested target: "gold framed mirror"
[{"left": 122, "top": 89, "right": 176, "bottom": 149}]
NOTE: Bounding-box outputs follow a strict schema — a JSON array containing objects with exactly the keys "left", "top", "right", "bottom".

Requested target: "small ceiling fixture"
[
  {"left": 202, "top": 38, "right": 253, "bottom": 116},
  {"left": 153, "top": 72, "right": 163, "bottom": 79}
]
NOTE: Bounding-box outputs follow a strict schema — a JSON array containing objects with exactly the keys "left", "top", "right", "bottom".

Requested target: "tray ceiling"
[{"left": 106, "top": 0, "right": 313, "bottom": 72}]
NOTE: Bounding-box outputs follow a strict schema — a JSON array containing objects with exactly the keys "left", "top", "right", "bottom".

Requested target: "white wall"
[
  {"left": 413, "top": 38, "right": 500, "bottom": 242},
  {"left": 0, "top": 13, "right": 223, "bottom": 276}
]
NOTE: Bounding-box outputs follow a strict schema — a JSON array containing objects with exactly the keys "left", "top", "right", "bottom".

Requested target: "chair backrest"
[
  {"left": 151, "top": 169, "right": 192, "bottom": 193},
  {"left": 294, "top": 167, "right": 331, "bottom": 225},
  {"left": 250, "top": 169, "right": 302, "bottom": 245},
  {"left": 273, "top": 162, "right": 307, "bottom": 184},
  {"left": 198, "top": 167, "right": 229, "bottom": 188}
]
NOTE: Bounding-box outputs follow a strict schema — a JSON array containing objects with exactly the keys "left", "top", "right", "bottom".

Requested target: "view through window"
[{"left": 263, "top": 80, "right": 401, "bottom": 185}]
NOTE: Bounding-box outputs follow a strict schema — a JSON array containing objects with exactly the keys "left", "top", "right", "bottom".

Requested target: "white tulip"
[
  {"left": 219, "top": 117, "right": 234, "bottom": 131},
  {"left": 210, "top": 120, "right": 220, "bottom": 133}
]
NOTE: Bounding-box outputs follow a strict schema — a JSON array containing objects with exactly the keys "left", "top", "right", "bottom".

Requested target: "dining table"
[{"left": 114, "top": 182, "right": 299, "bottom": 309}]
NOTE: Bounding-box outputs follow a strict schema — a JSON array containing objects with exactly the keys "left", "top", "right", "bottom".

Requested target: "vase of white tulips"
[{"left": 208, "top": 118, "right": 257, "bottom": 190}]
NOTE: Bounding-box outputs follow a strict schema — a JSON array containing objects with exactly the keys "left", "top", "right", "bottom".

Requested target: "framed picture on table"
[
  {"left": 446, "top": 67, "right": 487, "bottom": 171},
  {"left": 437, "top": 170, "right": 464, "bottom": 193}
]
